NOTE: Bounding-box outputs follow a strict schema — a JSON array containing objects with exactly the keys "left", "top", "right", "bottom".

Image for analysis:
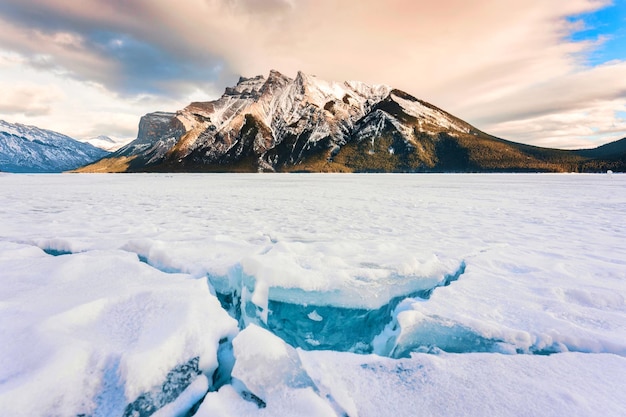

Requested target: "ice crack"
[
  {"left": 209, "top": 261, "right": 468, "bottom": 355},
  {"left": 41, "top": 247, "right": 74, "bottom": 256}
]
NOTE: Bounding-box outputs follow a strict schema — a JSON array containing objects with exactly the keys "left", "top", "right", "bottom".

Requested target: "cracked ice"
[{"left": 1, "top": 173, "right": 625, "bottom": 417}]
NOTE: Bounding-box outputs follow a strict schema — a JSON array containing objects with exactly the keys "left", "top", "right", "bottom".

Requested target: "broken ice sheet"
[{"left": 1, "top": 173, "right": 625, "bottom": 416}]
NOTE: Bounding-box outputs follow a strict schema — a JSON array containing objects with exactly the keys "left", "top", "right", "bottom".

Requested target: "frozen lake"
[{"left": 1, "top": 173, "right": 625, "bottom": 416}]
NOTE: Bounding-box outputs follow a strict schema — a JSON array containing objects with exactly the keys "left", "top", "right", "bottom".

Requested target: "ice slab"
[
  {"left": 300, "top": 350, "right": 626, "bottom": 417},
  {"left": 380, "top": 245, "right": 626, "bottom": 356},
  {"left": 232, "top": 324, "right": 317, "bottom": 398},
  {"left": 0, "top": 242, "right": 238, "bottom": 417},
  {"left": 195, "top": 324, "right": 342, "bottom": 417}
]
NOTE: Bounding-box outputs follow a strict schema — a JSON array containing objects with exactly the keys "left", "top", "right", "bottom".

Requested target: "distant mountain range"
[
  {"left": 82, "top": 135, "right": 130, "bottom": 152},
  {"left": 76, "top": 70, "right": 626, "bottom": 173},
  {"left": 0, "top": 120, "right": 109, "bottom": 173},
  {"left": 3, "top": 71, "right": 624, "bottom": 173}
]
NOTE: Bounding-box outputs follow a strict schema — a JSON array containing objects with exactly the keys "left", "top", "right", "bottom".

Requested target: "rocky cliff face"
[{"left": 79, "top": 71, "right": 625, "bottom": 173}]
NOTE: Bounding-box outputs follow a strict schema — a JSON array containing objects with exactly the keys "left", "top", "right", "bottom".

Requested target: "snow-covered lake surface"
[{"left": 1, "top": 173, "right": 625, "bottom": 416}]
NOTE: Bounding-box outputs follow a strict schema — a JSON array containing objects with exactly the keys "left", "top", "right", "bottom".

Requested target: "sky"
[{"left": 0, "top": 0, "right": 625, "bottom": 149}]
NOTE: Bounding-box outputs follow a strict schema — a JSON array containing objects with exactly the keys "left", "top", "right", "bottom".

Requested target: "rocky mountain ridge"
[
  {"left": 78, "top": 70, "right": 626, "bottom": 173},
  {"left": 0, "top": 120, "right": 109, "bottom": 173}
]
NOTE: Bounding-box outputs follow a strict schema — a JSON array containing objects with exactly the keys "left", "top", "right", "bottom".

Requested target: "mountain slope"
[
  {"left": 570, "top": 137, "right": 626, "bottom": 173},
  {"left": 0, "top": 120, "right": 109, "bottom": 173},
  {"left": 574, "top": 137, "right": 626, "bottom": 158},
  {"left": 77, "top": 71, "right": 626, "bottom": 173}
]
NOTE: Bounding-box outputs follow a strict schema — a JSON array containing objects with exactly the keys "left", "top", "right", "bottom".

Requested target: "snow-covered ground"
[{"left": 0, "top": 173, "right": 624, "bottom": 416}]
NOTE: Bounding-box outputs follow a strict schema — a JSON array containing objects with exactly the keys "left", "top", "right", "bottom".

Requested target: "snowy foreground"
[{"left": 1, "top": 173, "right": 625, "bottom": 417}]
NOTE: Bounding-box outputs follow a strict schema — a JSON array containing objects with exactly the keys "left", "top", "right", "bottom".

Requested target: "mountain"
[
  {"left": 575, "top": 137, "right": 626, "bottom": 159},
  {"left": 570, "top": 137, "right": 626, "bottom": 172},
  {"left": 81, "top": 135, "right": 131, "bottom": 152},
  {"left": 77, "top": 70, "right": 626, "bottom": 173},
  {"left": 0, "top": 120, "right": 109, "bottom": 173}
]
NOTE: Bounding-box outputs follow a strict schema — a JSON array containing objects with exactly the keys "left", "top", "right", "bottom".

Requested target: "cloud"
[
  {"left": 0, "top": 49, "right": 221, "bottom": 141},
  {"left": 465, "top": 60, "right": 626, "bottom": 147},
  {"left": 0, "top": 1, "right": 235, "bottom": 97},
  {"left": 0, "top": 83, "right": 64, "bottom": 116},
  {"left": 486, "top": 100, "right": 626, "bottom": 149},
  {"left": 4, "top": 0, "right": 604, "bottom": 95},
  {"left": 463, "top": 61, "right": 626, "bottom": 123},
  {"left": 0, "top": 0, "right": 624, "bottom": 148}
]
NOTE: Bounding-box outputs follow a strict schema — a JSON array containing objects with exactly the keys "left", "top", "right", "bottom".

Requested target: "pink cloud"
[{"left": 0, "top": 0, "right": 624, "bottom": 147}]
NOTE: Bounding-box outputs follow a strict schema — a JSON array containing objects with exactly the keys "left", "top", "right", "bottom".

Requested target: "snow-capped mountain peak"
[
  {"left": 80, "top": 70, "right": 484, "bottom": 172},
  {"left": 0, "top": 120, "right": 109, "bottom": 172},
  {"left": 88, "top": 70, "right": 626, "bottom": 173},
  {"left": 1, "top": 119, "right": 66, "bottom": 144},
  {"left": 225, "top": 74, "right": 267, "bottom": 98},
  {"left": 81, "top": 135, "right": 132, "bottom": 152}
]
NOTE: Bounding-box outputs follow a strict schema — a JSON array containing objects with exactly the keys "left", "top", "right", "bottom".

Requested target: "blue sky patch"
[{"left": 567, "top": 2, "right": 626, "bottom": 65}]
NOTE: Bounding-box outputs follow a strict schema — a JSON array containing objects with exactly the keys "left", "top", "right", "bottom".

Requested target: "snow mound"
[{"left": 0, "top": 242, "right": 238, "bottom": 417}]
